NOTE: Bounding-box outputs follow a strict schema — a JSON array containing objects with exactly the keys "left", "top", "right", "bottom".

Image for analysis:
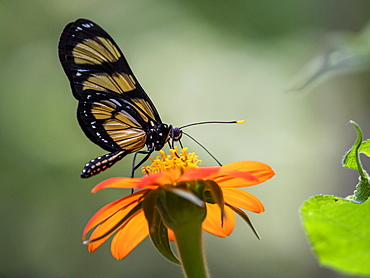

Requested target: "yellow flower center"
[{"left": 142, "top": 146, "right": 202, "bottom": 174}]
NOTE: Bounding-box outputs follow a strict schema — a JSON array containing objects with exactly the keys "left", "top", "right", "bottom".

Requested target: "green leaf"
[
  {"left": 342, "top": 121, "right": 363, "bottom": 171},
  {"left": 342, "top": 121, "right": 370, "bottom": 203},
  {"left": 300, "top": 195, "right": 370, "bottom": 276},
  {"left": 359, "top": 139, "right": 370, "bottom": 156}
]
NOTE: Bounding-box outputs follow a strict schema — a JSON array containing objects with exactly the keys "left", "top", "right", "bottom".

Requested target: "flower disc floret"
[{"left": 142, "top": 146, "right": 202, "bottom": 174}]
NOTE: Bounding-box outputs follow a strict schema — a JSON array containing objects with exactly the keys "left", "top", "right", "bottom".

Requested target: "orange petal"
[
  {"left": 87, "top": 207, "right": 134, "bottom": 253},
  {"left": 83, "top": 190, "right": 147, "bottom": 237},
  {"left": 178, "top": 167, "right": 220, "bottom": 182},
  {"left": 213, "top": 169, "right": 258, "bottom": 182},
  {"left": 202, "top": 203, "right": 235, "bottom": 237},
  {"left": 222, "top": 188, "right": 265, "bottom": 213},
  {"left": 211, "top": 161, "right": 274, "bottom": 188},
  {"left": 211, "top": 175, "right": 258, "bottom": 188},
  {"left": 110, "top": 210, "right": 149, "bottom": 259},
  {"left": 168, "top": 229, "right": 175, "bottom": 241},
  {"left": 221, "top": 161, "right": 275, "bottom": 183},
  {"left": 92, "top": 177, "right": 142, "bottom": 193},
  {"left": 136, "top": 171, "right": 179, "bottom": 188}
]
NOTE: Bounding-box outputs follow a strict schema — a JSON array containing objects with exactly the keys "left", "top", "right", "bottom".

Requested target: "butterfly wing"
[{"left": 58, "top": 19, "right": 167, "bottom": 177}]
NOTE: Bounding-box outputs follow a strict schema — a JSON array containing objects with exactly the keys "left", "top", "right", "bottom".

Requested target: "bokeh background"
[{"left": 2, "top": 1, "right": 370, "bottom": 277}]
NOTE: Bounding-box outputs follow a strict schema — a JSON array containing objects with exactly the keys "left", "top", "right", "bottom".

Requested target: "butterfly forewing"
[
  {"left": 59, "top": 20, "right": 132, "bottom": 97},
  {"left": 59, "top": 19, "right": 160, "bottom": 121}
]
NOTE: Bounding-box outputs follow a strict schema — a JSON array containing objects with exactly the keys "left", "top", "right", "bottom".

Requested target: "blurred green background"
[{"left": 2, "top": 1, "right": 370, "bottom": 277}]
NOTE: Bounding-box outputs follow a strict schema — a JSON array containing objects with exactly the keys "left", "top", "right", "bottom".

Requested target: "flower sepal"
[
  {"left": 142, "top": 190, "right": 180, "bottom": 264},
  {"left": 156, "top": 181, "right": 207, "bottom": 230},
  {"left": 227, "top": 204, "right": 260, "bottom": 239}
]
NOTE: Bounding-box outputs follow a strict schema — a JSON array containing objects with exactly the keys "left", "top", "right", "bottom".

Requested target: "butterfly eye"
[{"left": 172, "top": 127, "right": 183, "bottom": 141}]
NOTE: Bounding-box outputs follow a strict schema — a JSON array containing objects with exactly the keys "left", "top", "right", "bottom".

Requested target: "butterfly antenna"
[
  {"left": 182, "top": 131, "right": 222, "bottom": 166},
  {"left": 178, "top": 119, "right": 245, "bottom": 166},
  {"left": 180, "top": 120, "right": 245, "bottom": 129}
]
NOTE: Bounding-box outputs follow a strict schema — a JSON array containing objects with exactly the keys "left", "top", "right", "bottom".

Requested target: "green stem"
[
  {"left": 355, "top": 140, "right": 366, "bottom": 180},
  {"left": 351, "top": 121, "right": 370, "bottom": 203},
  {"left": 172, "top": 221, "right": 208, "bottom": 278}
]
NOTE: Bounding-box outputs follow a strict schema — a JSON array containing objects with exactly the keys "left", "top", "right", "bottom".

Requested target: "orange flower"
[{"left": 83, "top": 147, "right": 274, "bottom": 260}]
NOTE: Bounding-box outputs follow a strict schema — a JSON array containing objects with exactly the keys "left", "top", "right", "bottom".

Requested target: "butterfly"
[{"left": 58, "top": 19, "right": 182, "bottom": 178}]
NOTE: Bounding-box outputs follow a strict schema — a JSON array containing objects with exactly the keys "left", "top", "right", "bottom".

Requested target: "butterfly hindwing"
[{"left": 77, "top": 89, "right": 149, "bottom": 153}]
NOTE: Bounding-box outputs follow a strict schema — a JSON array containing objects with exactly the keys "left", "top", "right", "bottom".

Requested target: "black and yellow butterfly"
[{"left": 58, "top": 19, "right": 182, "bottom": 178}]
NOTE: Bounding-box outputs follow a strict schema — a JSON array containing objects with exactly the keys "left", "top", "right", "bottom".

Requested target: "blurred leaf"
[
  {"left": 291, "top": 21, "right": 370, "bottom": 93},
  {"left": 300, "top": 195, "right": 370, "bottom": 276}
]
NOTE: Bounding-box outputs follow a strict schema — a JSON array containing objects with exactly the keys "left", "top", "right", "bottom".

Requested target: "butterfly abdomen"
[{"left": 81, "top": 150, "right": 130, "bottom": 178}]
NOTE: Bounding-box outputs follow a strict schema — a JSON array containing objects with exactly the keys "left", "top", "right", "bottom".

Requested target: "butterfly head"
[{"left": 172, "top": 127, "right": 182, "bottom": 141}]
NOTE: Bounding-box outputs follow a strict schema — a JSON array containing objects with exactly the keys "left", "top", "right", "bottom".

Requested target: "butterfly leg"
[
  {"left": 131, "top": 150, "right": 153, "bottom": 177},
  {"left": 178, "top": 139, "right": 184, "bottom": 149},
  {"left": 130, "top": 150, "right": 153, "bottom": 194}
]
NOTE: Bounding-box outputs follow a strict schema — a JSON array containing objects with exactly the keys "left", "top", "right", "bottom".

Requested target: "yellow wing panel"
[
  {"left": 91, "top": 101, "right": 141, "bottom": 128},
  {"left": 73, "top": 37, "right": 120, "bottom": 65},
  {"left": 132, "top": 98, "right": 157, "bottom": 124},
  {"left": 105, "top": 125, "right": 146, "bottom": 151},
  {"left": 83, "top": 73, "right": 136, "bottom": 93}
]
